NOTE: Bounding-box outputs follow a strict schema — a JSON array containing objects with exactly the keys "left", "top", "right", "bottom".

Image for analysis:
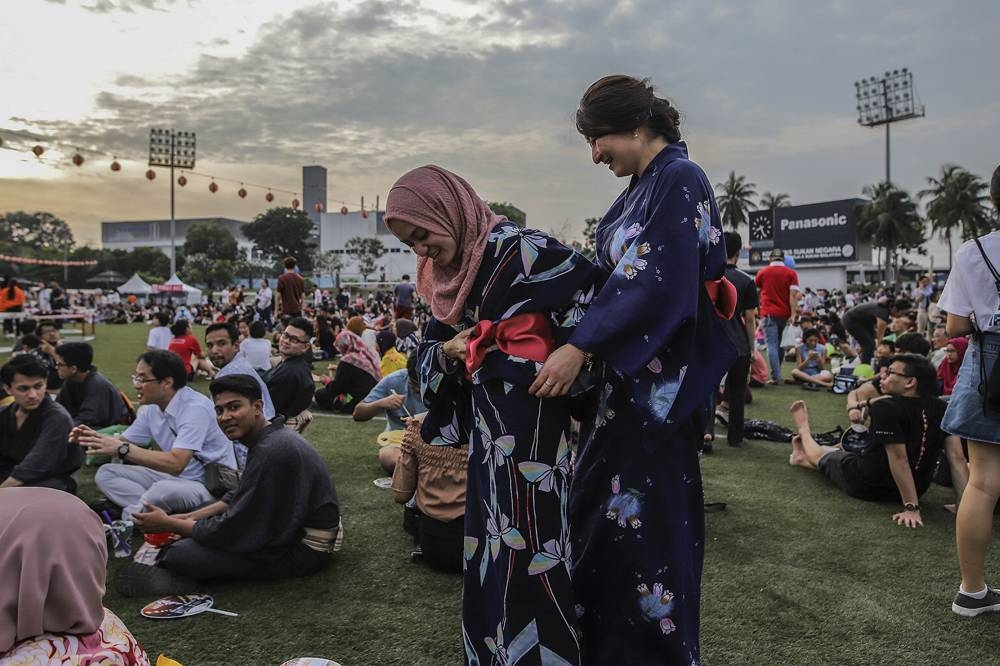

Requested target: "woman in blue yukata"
[
  {"left": 384, "top": 165, "right": 601, "bottom": 666},
  {"left": 532, "top": 75, "right": 737, "bottom": 665}
]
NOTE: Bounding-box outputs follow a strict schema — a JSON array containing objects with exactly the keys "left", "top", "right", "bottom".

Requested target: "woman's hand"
[
  {"left": 443, "top": 328, "right": 472, "bottom": 361},
  {"left": 530, "top": 344, "right": 585, "bottom": 398}
]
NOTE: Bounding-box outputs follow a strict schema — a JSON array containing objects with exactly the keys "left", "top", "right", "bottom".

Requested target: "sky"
[{"left": 1, "top": 0, "right": 998, "bottom": 262}]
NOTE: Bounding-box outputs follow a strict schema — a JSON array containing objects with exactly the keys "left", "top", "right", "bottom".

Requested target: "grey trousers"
[{"left": 94, "top": 463, "right": 214, "bottom": 520}]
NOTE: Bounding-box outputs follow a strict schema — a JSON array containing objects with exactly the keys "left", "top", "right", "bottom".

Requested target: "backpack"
[
  {"left": 831, "top": 367, "right": 858, "bottom": 395},
  {"left": 972, "top": 238, "right": 1000, "bottom": 414}
]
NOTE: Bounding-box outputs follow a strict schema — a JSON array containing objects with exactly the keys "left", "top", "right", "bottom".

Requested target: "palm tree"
[
  {"left": 856, "top": 182, "right": 925, "bottom": 284},
  {"left": 918, "top": 165, "right": 992, "bottom": 270},
  {"left": 759, "top": 191, "right": 791, "bottom": 210},
  {"left": 715, "top": 171, "right": 758, "bottom": 230}
]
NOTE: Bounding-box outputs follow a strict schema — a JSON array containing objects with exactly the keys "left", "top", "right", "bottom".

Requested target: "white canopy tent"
[
  {"left": 116, "top": 273, "right": 153, "bottom": 295},
  {"left": 154, "top": 274, "right": 203, "bottom": 306}
]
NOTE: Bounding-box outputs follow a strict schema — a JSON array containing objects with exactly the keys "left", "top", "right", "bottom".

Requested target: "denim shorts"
[{"left": 942, "top": 334, "right": 1000, "bottom": 445}]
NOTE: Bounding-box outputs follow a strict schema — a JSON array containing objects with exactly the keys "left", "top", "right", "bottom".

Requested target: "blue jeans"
[{"left": 762, "top": 316, "right": 786, "bottom": 382}]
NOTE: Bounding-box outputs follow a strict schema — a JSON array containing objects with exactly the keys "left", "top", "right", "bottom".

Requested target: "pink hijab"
[
  {"left": 0, "top": 487, "right": 107, "bottom": 652},
  {"left": 937, "top": 336, "right": 970, "bottom": 396},
  {"left": 335, "top": 330, "right": 382, "bottom": 381},
  {"left": 384, "top": 165, "right": 501, "bottom": 325}
]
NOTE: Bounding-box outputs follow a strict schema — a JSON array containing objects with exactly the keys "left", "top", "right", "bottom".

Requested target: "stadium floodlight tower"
[
  {"left": 149, "top": 129, "right": 197, "bottom": 276},
  {"left": 854, "top": 68, "right": 925, "bottom": 185}
]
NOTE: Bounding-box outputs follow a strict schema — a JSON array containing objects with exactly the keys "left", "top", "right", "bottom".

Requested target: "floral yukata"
[
  {"left": 0, "top": 608, "right": 150, "bottom": 666},
  {"left": 567, "top": 142, "right": 736, "bottom": 665},
  {"left": 419, "top": 220, "right": 599, "bottom": 666}
]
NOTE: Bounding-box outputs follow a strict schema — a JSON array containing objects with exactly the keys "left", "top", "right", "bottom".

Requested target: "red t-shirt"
[
  {"left": 754, "top": 263, "right": 799, "bottom": 319},
  {"left": 276, "top": 271, "right": 305, "bottom": 316},
  {"left": 168, "top": 334, "right": 202, "bottom": 374}
]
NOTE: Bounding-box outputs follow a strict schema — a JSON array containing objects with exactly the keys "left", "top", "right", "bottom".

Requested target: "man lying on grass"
[
  {"left": 788, "top": 354, "right": 966, "bottom": 528},
  {"left": 115, "top": 373, "right": 342, "bottom": 596}
]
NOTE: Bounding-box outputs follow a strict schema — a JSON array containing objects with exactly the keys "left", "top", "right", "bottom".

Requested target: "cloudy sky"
[{"left": 1, "top": 0, "right": 997, "bottom": 255}]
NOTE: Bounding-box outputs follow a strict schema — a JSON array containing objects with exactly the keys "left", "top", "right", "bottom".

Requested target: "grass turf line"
[{"left": 4, "top": 324, "right": 999, "bottom": 664}]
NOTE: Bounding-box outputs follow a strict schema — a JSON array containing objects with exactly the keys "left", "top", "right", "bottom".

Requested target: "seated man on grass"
[
  {"left": 54, "top": 341, "right": 128, "bottom": 429},
  {"left": 117, "top": 373, "right": 341, "bottom": 596},
  {"left": 0, "top": 355, "right": 81, "bottom": 492},
  {"left": 75, "top": 350, "right": 237, "bottom": 520},
  {"left": 788, "top": 354, "right": 967, "bottom": 528},
  {"left": 263, "top": 316, "right": 316, "bottom": 430},
  {"left": 354, "top": 353, "right": 425, "bottom": 473}
]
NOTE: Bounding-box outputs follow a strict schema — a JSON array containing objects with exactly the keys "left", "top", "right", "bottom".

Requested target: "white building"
[
  {"left": 101, "top": 217, "right": 255, "bottom": 262},
  {"left": 317, "top": 210, "right": 417, "bottom": 282}
]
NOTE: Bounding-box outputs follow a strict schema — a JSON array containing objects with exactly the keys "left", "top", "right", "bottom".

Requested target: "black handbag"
[{"left": 972, "top": 238, "right": 1000, "bottom": 415}]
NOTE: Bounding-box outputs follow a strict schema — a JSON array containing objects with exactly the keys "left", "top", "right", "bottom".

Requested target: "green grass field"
[{"left": 6, "top": 324, "right": 999, "bottom": 665}]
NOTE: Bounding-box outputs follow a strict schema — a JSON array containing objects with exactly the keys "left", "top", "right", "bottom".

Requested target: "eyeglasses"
[
  {"left": 884, "top": 370, "right": 912, "bottom": 380},
  {"left": 131, "top": 375, "right": 161, "bottom": 385},
  {"left": 280, "top": 331, "right": 310, "bottom": 345}
]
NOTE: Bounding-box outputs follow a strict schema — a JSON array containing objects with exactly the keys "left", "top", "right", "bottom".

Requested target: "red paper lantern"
[
  {"left": 110, "top": 159, "right": 121, "bottom": 172},
  {"left": 361, "top": 209, "right": 369, "bottom": 219},
  {"left": 72, "top": 152, "right": 84, "bottom": 167},
  {"left": 265, "top": 191, "right": 274, "bottom": 203},
  {"left": 340, "top": 206, "right": 348, "bottom": 215},
  {"left": 314, "top": 203, "right": 323, "bottom": 213},
  {"left": 238, "top": 187, "right": 248, "bottom": 199},
  {"left": 32, "top": 145, "right": 44, "bottom": 157},
  {"left": 146, "top": 169, "right": 156, "bottom": 181},
  {"left": 177, "top": 175, "right": 187, "bottom": 186},
  {"left": 292, "top": 198, "right": 300, "bottom": 209},
  {"left": 209, "top": 181, "right": 218, "bottom": 193}
]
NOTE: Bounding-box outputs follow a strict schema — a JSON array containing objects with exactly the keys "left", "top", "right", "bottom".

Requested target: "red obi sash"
[
  {"left": 465, "top": 312, "right": 555, "bottom": 379},
  {"left": 704, "top": 277, "right": 737, "bottom": 320}
]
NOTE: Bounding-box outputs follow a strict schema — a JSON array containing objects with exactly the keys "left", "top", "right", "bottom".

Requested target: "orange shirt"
[{"left": 0, "top": 286, "right": 26, "bottom": 311}]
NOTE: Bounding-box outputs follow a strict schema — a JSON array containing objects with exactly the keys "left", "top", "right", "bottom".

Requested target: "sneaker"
[
  {"left": 715, "top": 408, "right": 729, "bottom": 426},
  {"left": 115, "top": 562, "right": 197, "bottom": 598},
  {"left": 952, "top": 588, "right": 1000, "bottom": 617}
]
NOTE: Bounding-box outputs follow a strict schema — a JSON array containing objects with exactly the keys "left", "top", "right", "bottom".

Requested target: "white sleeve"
[{"left": 937, "top": 246, "right": 972, "bottom": 316}]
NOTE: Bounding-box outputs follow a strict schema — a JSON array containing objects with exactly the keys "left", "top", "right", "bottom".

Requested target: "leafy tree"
[
  {"left": 242, "top": 207, "right": 316, "bottom": 271},
  {"left": 345, "top": 237, "right": 386, "bottom": 283},
  {"left": 758, "top": 191, "right": 791, "bottom": 210},
  {"left": 488, "top": 202, "right": 526, "bottom": 227},
  {"left": 312, "top": 249, "right": 346, "bottom": 288},
  {"left": 183, "top": 222, "right": 238, "bottom": 261},
  {"left": 0, "top": 211, "right": 75, "bottom": 250},
  {"left": 856, "top": 183, "right": 925, "bottom": 284},
  {"left": 715, "top": 172, "right": 758, "bottom": 230},
  {"left": 122, "top": 247, "right": 174, "bottom": 280},
  {"left": 582, "top": 217, "right": 601, "bottom": 259},
  {"left": 182, "top": 252, "right": 235, "bottom": 291},
  {"left": 918, "top": 165, "right": 993, "bottom": 270}
]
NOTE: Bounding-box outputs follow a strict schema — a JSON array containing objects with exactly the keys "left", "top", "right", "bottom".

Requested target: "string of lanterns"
[
  {"left": 0, "top": 253, "right": 98, "bottom": 267},
  {"left": 1, "top": 130, "right": 372, "bottom": 216}
]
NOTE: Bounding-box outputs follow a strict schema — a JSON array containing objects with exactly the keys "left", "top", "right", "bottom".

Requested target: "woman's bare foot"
[
  {"left": 789, "top": 435, "right": 811, "bottom": 467},
  {"left": 789, "top": 400, "right": 810, "bottom": 433}
]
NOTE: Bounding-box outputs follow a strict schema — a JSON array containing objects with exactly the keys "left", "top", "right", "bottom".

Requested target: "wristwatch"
[
  {"left": 117, "top": 443, "right": 130, "bottom": 461},
  {"left": 903, "top": 502, "right": 920, "bottom": 512}
]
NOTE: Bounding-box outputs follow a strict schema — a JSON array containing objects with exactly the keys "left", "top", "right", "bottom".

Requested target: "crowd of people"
[{"left": 1, "top": 73, "right": 998, "bottom": 664}]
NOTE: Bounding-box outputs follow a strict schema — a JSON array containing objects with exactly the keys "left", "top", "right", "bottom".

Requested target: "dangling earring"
[{"left": 633, "top": 131, "right": 639, "bottom": 139}]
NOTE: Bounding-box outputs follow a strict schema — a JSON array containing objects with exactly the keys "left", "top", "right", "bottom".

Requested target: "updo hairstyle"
[{"left": 575, "top": 75, "right": 681, "bottom": 143}]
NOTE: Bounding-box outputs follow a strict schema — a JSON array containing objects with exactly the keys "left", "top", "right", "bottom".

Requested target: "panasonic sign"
[{"left": 779, "top": 213, "right": 848, "bottom": 231}]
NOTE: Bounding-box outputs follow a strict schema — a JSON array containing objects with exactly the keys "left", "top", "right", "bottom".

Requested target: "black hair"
[
  {"left": 37, "top": 321, "right": 58, "bottom": 335},
  {"left": 55, "top": 341, "right": 94, "bottom": 372},
  {"left": 137, "top": 349, "right": 187, "bottom": 390},
  {"left": 205, "top": 321, "right": 239, "bottom": 343},
  {"left": 891, "top": 299, "right": 912, "bottom": 314},
  {"left": 576, "top": 75, "right": 681, "bottom": 143},
  {"left": 1, "top": 354, "right": 49, "bottom": 384},
  {"left": 170, "top": 319, "right": 190, "bottom": 337},
  {"left": 209, "top": 373, "right": 262, "bottom": 402},
  {"left": 5, "top": 278, "right": 17, "bottom": 299},
  {"left": 402, "top": 274, "right": 410, "bottom": 281},
  {"left": 287, "top": 316, "right": 314, "bottom": 339},
  {"left": 19, "top": 334, "right": 41, "bottom": 349},
  {"left": 878, "top": 340, "right": 896, "bottom": 353},
  {"left": 17, "top": 318, "right": 37, "bottom": 335},
  {"left": 249, "top": 320, "right": 266, "bottom": 338},
  {"left": 406, "top": 349, "right": 419, "bottom": 384},
  {"left": 724, "top": 231, "right": 742, "bottom": 259},
  {"left": 802, "top": 328, "right": 820, "bottom": 341},
  {"left": 991, "top": 164, "right": 1000, "bottom": 206},
  {"left": 154, "top": 312, "right": 170, "bottom": 326},
  {"left": 895, "top": 332, "right": 931, "bottom": 357},
  {"left": 889, "top": 354, "right": 937, "bottom": 398}
]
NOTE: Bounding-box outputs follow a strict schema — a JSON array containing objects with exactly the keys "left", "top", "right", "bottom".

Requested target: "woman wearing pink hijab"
[
  {"left": 0, "top": 487, "right": 149, "bottom": 664},
  {"left": 385, "top": 165, "right": 600, "bottom": 665}
]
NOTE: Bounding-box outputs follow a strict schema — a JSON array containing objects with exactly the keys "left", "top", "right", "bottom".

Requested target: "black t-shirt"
[
  {"left": 721, "top": 264, "right": 759, "bottom": 356},
  {"left": 843, "top": 302, "right": 890, "bottom": 331},
  {"left": 843, "top": 396, "right": 947, "bottom": 500}
]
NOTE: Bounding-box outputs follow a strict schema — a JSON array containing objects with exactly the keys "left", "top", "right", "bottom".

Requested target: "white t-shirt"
[
  {"left": 939, "top": 231, "right": 1000, "bottom": 333},
  {"left": 239, "top": 337, "right": 273, "bottom": 371},
  {"left": 256, "top": 287, "right": 272, "bottom": 310},
  {"left": 146, "top": 325, "right": 172, "bottom": 350}
]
